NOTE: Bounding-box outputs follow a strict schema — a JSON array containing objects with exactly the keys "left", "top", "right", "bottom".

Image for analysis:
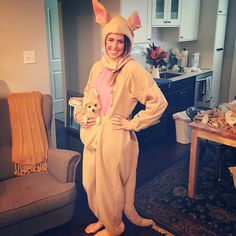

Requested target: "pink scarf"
[
  {"left": 93, "top": 67, "right": 114, "bottom": 116},
  {"left": 93, "top": 54, "right": 133, "bottom": 115}
]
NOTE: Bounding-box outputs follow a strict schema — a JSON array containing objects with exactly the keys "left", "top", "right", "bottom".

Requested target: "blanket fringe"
[
  {"left": 14, "top": 161, "right": 48, "bottom": 176},
  {"left": 151, "top": 221, "right": 175, "bottom": 236}
]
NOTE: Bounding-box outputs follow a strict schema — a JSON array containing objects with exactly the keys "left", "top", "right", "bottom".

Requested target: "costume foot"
[
  {"left": 94, "top": 228, "right": 114, "bottom": 236},
  {"left": 85, "top": 221, "right": 103, "bottom": 234},
  {"left": 95, "top": 223, "right": 124, "bottom": 236},
  {"left": 141, "top": 219, "right": 154, "bottom": 227}
]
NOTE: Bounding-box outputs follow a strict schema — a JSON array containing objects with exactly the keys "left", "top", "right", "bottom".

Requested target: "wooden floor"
[{"left": 38, "top": 119, "right": 190, "bottom": 236}]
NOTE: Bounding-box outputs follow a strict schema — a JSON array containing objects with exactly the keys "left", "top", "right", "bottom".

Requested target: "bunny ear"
[
  {"left": 92, "top": 0, "right": 111, "bottom": 25},
  {"left": 127, "top": 11, "right": 141, "bottom": 31},
  {"left": 68, "top": 97, "right": 83, "bottom": 107}
]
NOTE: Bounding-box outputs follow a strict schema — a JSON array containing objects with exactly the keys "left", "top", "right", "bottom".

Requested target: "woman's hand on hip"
[{"left": 111, "top": 115, "right": 133, "bottom": 131}]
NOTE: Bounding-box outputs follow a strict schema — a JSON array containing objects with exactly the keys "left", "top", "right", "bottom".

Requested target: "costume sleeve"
[{"left": 127, "top": 63, "right": 168, "bottom": 132}]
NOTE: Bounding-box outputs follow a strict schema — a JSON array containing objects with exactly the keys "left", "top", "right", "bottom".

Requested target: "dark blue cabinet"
[{"left": 133, "top": 76, "right": 195, "bottom": 147}]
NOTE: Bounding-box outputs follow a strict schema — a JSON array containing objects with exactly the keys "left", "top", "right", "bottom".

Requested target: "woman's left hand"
[{"left": 111, "top": 115, "right": 133, "bottom": 131}]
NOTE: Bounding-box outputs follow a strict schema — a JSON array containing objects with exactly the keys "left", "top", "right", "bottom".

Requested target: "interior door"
[{"left": 44, "top": 0, "right": 64, "bottom": 114}]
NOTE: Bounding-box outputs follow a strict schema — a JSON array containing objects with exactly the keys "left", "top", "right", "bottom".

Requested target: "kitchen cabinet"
[
  {"left": 164, "top": 76, "right": 195, "bottom": 114},
  {"left": 160, "top": 0, "right": 201, "bottom": 42},
  {"left": 120, "top": 0, "right": 152, "bottom": 43},
  {"left": 178, "top": 0, "right": 201, "bottom": 42},
  {"left": 133, "top": 76, "right": 195, "bottom": 147},
  {"left": 152, "top": 0, "right": 181, "bottom": 27}
]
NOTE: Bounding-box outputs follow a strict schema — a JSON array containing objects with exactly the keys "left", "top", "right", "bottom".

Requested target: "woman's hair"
[{"left": 123, "top": 35, "right": 131, "bottom": 56}]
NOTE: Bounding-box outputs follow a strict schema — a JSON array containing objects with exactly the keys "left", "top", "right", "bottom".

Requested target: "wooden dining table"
[{"left": 188, "top": 121, "right": 236, "bottom": 198}]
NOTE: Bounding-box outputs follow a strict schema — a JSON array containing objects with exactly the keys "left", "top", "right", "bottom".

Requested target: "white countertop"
[{"left": 155, "top": 69, "right": 213, "bottom": 82}]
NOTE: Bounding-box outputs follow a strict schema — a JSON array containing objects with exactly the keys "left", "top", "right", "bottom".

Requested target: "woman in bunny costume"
[{"left": 78, "top": 1, "right": 168, "bottom": 235}]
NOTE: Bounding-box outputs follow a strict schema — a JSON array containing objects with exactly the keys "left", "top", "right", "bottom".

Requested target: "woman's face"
[{"left": 105, "top": 33, "right": 125, "bottom": 59}]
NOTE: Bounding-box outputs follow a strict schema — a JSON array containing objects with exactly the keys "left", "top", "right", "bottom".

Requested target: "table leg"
[{"left": 188, "top": 129, "right": 200, "bottom": 198}]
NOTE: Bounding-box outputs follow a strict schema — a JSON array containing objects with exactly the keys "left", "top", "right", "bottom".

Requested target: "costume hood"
[{"left": 92, "top": 0, "right": 141, "bottom": 70}]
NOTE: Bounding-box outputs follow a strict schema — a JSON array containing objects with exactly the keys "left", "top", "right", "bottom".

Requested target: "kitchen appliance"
[
  {"left": 194, "top": 71, "right": 213, "bottom": 108},
  {"left": 210, "top": 12, "right": 227, "bottom": 108}
]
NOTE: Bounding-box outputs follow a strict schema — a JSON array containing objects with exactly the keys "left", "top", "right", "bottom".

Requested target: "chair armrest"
[{"left": 47, "top": 148, "right": 81, "bottom": 183}]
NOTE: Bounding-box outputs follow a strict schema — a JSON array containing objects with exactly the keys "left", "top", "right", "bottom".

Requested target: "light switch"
[{"left": 23, "top": 50, "right": 36, "bottom": 64}]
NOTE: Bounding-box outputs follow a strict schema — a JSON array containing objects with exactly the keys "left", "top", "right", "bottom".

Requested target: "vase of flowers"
[
  {"left": 168, "top": 48, "right": 182, "bottom": 71},
  {"left": 144, "top": 43, "right": 168, "bottom": 73}
]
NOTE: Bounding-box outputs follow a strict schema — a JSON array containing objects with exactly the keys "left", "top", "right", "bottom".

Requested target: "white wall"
[
  {"left": 61, "top": 0, "right": 96, "bottom": 94},
  {"left": 0, "top": 0, "right": 50, "bottom": 95},
  {"left": 61, "top": 0, "right": 120, "bottom": 94},
  {"left": 0, "top": 0, "right": 56, "bottom": 146}
]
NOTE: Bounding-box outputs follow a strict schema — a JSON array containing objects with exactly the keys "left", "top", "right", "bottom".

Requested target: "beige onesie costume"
[{"left": 81, "top": 1, "right": 168, "bottom": 235}]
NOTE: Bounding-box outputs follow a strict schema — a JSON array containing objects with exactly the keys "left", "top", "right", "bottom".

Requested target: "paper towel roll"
[
  {"left": 191, "top": 52, "right": 200, "bottom": 67},
  {"left": 181, "top": 50, "right": 188, "bottom": 67}
]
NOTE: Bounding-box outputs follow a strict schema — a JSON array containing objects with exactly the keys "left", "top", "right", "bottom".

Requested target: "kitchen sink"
[{"left": 159, "top": 72, "right": 183, "bottom": 79}]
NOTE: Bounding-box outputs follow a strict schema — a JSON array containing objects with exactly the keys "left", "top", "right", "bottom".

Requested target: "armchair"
[{"left": 0, "top": 94, "right": 81, "bottom": 236}]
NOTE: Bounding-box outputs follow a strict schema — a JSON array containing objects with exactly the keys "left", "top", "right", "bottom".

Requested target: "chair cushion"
[
  {"left": 0, "top": 98, "right": 12, "bottom": 146},
  {"left": 0, "top": 172, "right": 76, "bottom": 227},
  {"left": 0, "top": 145, "right": 14, "bottom": 180}
]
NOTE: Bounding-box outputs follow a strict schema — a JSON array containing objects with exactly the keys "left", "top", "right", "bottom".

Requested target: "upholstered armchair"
[{"left": 0, "top": 94, "right": 81, "bottom": 236}]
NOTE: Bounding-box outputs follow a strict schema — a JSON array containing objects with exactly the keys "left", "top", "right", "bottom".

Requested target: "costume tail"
[
  {"left": 124, "top": 203, "right": 153, "bottom": 226},
  {"left": 124, "top": 204, "right": 174, "bottom": 235},
  {"left": 123, "top": 178, "right": 174, "bottom": 236}
]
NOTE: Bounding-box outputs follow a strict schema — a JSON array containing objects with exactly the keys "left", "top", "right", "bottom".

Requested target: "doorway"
[
  {"left": 44, "top": 0, "right": 103, "bottom": 127},
  {"left": 44, "top": 0, "right": 65, "bottom": 122}
]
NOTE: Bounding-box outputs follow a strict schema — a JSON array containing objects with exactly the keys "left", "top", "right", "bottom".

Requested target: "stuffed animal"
[{"left": 69, "top": 88, "right": 101, "bottom": 125}]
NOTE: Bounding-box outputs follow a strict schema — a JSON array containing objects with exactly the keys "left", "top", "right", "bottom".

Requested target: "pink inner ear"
[
  {"left": 92, "top": 0, "right": 109, "bottom": 25},
  {"left": 94, "top": 5, "right": 105, "bottom": 22},
  {"left": 133, "top": 12, "right": 141, "bottom": 27}
]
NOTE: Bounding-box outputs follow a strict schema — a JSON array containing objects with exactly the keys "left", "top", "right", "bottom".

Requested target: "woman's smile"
[{"left": 105, "top": 33, "right": 125, "bottom": 59}]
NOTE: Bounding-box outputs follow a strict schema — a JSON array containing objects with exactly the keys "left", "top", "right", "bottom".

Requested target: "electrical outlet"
[{"left": 23, "top": 50, "right": 36, "bottom": 64}]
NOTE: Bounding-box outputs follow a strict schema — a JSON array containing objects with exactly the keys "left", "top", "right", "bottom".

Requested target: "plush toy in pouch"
[
  {"left": 69, "top": 88, "right": 101, "bottom": 125},
  {"left": 68, "top": 88, "right": 101, "bottom": 150}
]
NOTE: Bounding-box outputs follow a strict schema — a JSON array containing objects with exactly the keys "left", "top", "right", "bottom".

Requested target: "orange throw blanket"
[{"left": 7, "top": 92, "right": 48, "bottom": 176}]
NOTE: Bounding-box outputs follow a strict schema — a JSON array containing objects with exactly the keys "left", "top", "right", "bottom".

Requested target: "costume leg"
[
  {"left": 94, "top": 128, "right": 126, "bottom": 236},
  {"left": 123, "top": 134, "right": 153, "bottom": 227},
  {"left": 123, "top": 171, "right": 153, "bottom": 227},
  {"left": 82, "top": 147, "right": 97, "bottom": 212},
  {"left": 83, "top": 147, "right": 104, "bottom": 233},
  {"left": 95, "top": 223, "right": 124, "bottom": 236}
]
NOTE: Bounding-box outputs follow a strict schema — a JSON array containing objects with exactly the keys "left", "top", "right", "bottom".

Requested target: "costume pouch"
[{"left": 80, "top": 124, "right": 100, "bottom": 151}]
